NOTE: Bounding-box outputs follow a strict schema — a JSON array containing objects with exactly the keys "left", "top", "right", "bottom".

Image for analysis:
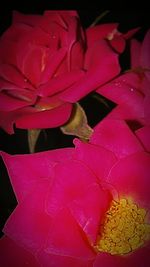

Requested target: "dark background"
[{"left": 0, "top": 3, "right": 150, "bottom": 237}]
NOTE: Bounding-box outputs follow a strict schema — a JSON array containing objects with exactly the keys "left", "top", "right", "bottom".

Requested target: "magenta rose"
[
  {"left": 96, "top": 29, "right": 150, "bottom": 151},
  {"left": 0, "top": 10, "right": 122, "bottom": 134},
  {"left": 1, "top": 118, "right": 150, "bottom": 267},
  {"left": 96, "top": 28, "right": 150, "bottom": 122}
]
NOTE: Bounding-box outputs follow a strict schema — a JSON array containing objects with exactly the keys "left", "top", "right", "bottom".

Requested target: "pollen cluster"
[{"left": 96, "top": 198, "right": 150, "bottom": 255}]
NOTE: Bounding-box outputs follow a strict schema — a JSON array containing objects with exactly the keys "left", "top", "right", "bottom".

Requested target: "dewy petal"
[
  {"left": 97, "top": 72, "right": 143, "bottom": 106},
  {"left": 136, "top": 126, "right": 150, "bottom": 152},
  {"left": 15, "top": 102, "right": 72, "bottom": 129},
  {"left": 108, "top": 151, "right": 150, "bottom": 210},
  {"left": 90, "top": 119, "right": 144, "bottom": 159},
  {"left": 37, "top": 250, "right": 93, "bottom": 267},
  {"left": 0, "top": 236, "right": 40, "bottom": 267},
  {"left": 60, "top": 40, "right": 120, "bottom": 102},
  {"left": 0, "top": 148, "right": 74, "bottom": 202},
  {"left": 74, "top": 139, "right": 117, "bottom": 181},
  {"left": 43, "top": 207, "right": 96, "bottom": 260},
  {"left": 46, "top": 159, "right": 99, "bottom": 217},
  {"left": 3, "top": 180, "right": 52, "bottom": 254}
]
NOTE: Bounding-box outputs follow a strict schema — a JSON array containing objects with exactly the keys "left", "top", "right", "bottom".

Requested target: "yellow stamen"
[{"left": 96, "top": 198, "right": 150, "bottom": 255}]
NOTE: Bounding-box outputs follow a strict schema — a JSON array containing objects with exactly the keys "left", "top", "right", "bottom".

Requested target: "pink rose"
[
  {"left": 0, "top": 10, "right": 121, "bottom": 134},
  {"left": 1, "top": 118, "right": 150, "bottom": 266}
]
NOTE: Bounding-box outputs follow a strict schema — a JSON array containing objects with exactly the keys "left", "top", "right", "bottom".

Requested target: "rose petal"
[
  {"left": 110, "top": 35, "right": 125, "bottom": 53},
  {"left": 0, "top": 78, "right": 21, "bottom": 91},
  {"left": 86, "top": 23, "right": 118, "bottom": 47},
  {"left": 90, "top": 119, "right": 144, "bottom": 158},
  {"left": 15, "top": 103, "right": 72, "bottom": 129},
  {"left": 27, "top": 27, "right": 53, "bottom": 47},
  {"left": 1, "top": 148, "right": 74, "bottom": 202},
  {"left": 144, "top": 95, "right": 150, "bottom": 125},
  {"left": 13, "top": 10, "right": 42, "bottom": 27},
  {"left": 74, "top": 139, "right": 117, "bottom": 181},
  {"left": 69, "top": 183, "right": 112, "bottom": 243},
  {"left": 4, "top": 88, "right": 36, "bottom": 102},
  {"left": 16, "top": 43, "right": 49, "bottom": 86},
  {"left": 141, "top": 29, "right": 150, "bottom": 81},
  {"left": 0, "top": 107, "right": 36, "bottom": 134},
  {"left": 130, "top": 39, "right": 141, "bottom": 68},
  {"left": 0, "top": 92, "right": 33, "bottom": 111},
  {"left": 70, "top": 41, "right": 85, "bottom": 70},
  {"left": 94, "top": 242, "right": 150, "bottom": 267},
  {"left": 0, "top": 236, "right": 40, "bottom": 267},
  {"left": 108, "top": 151, "right": 150, "bottom": 210},
  {"left": 46, "top": 159, "right": 99, "bottom": 217},
  {"left": 97, "top": 72, "right": 143, "bottom": 106},
  {"left": 136, "top": 126, "right": 150, "bottom": 152},
  {"left": 141, "top": 76, "right": 150, "bottom": 96},
  {"left": 67, "top": 16, "right": 79, "bottom": 70},
  {"left": 3, "top": 180, "right": 52, "bottom": 253},
  {"left": 0, "top": 63, "right": 28, "bottom": 88},
  {"left": 38, "top": 70, "right": 85, "bottom": 97},
  {"left": 60, "top": 40, "right": 120, "bottom": 102},
  {"left": 37, "top": 250, "right": 93, "bottom": 267},
  {"left": 1, "top": 22, "right": 31, "bottom": 43},
  {"left": 43, "top": 207, "right": 96, "bottom": 259},
  {"left": 40, "top": 48, "right": 67, "bottom": 84},
  {"left": 94, "top": 252, "right": 126, "bottom": 267},
  {"left": 123, "top": 243, "right": 150, "bottom": 267},
  {"left": 106, "top": 104, "right": 145, "bottom": 126},
  {"left": 43, "top": 11, "right": 78, "bottom": 32},
  {"left": 36, "top": 94, "right": 65, "bottom": 109},
  {"left": 123, "top": 27, "right": 141, "bottom": 40}
]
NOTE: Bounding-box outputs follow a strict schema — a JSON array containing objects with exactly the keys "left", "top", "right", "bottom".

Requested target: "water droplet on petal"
[{"left": 114, "top": 82, "right": 121, "bottom": 87}]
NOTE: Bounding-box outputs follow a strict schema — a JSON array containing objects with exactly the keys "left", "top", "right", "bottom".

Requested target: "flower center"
[{"left": 96, "top": 198, "right": 150, "bottom": 255}]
